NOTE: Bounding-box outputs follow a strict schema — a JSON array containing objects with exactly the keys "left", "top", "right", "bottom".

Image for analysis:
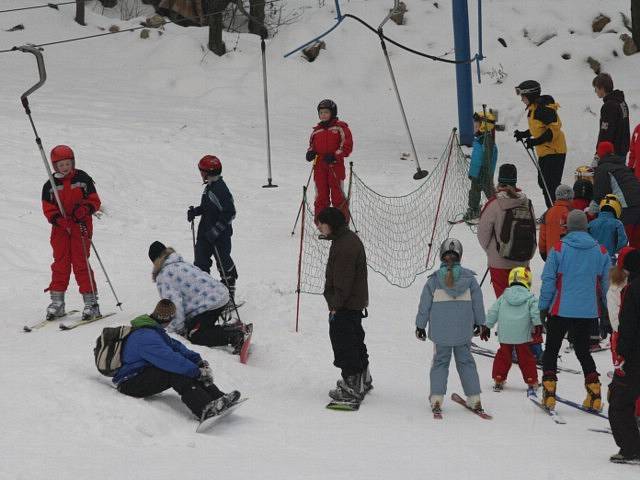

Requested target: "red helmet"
[
  {"left": 50, "top": 145, "right": 75, "bottom": 172},
  {"left": 198, "top": 155, "right": 222, "bottom": 176}
]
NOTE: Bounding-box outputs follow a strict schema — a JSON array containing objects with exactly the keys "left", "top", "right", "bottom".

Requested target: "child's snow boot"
[
  {"left": 82, "top": 293, "right": 100, "bottom": 320},
  {"left": 466, "top": 394, "right": 484, "bottom": 412},
  {"left": 583, "top": 372, "right": 603, "bottom": 412},
  {"left": 46, "top": 291, "right": 66, "bottom": 320},
  {"left": 430, "top": 394, "right": 444, "bottom": 413},
  {"left": 542, "top": 372, "right": 557, "bottom": 410},
  {"left": 362, "top": 365, "right": 373, "bottom": 394},
  {"left": 200, "top": 397, "right": 228, "bottom": 421}
]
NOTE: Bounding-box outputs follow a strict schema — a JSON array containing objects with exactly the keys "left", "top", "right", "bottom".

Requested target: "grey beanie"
[
  {"left": 566, "top": 210, "right": 588, "bottom": 232},
  {"left": 555, "top": 184, "right": 574, "bottom": 201}
]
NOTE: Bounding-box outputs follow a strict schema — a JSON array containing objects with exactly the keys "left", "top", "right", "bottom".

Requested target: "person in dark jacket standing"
[
  {"left": 593, "top": 73, "right": 630, "bottom": 158},
  {"left": 114, "top": 299, "right": 241, "bottom": 423},
  {"left": 188, "top": 155, "right": 238, "bottom": 300},
  {"left": 608, "top": 249, "right": 640, "bottom": 464},
  {"left": 594, "top": 141, "right": 640, "bottom": 248},
  {"left": 514, "top": 80, "right": 567, "bottom": 208},
  {"left": 318, "top": 207, "right": 370, "bottom": 402}
]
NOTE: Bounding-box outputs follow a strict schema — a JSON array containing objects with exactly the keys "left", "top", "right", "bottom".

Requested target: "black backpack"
[
  {"left": 496, "top": 199, "right": 536, "bottom": 261},
  {"left": 94, "top": 326, "right": 136, "bottom": 377}
]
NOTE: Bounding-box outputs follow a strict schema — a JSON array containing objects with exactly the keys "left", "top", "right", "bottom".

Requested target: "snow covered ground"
[{"left": 1, "top": 0, "right": 639, "bottom": 478}]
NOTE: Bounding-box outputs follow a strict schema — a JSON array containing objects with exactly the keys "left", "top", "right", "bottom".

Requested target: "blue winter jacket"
[
  {"left": 468, "top": 134, "right": 498, "bottom": 180},
  {"left": 539, "top": 231, "right": 611, "bottom": 318},
  {"left": 486, "top": 285, "right": 541, "bottom": 344},
  {"left": 588, "top": 210, "right": 628, "bottom": 261},
  {"left": 415, "top": 267, "right": 486, "bottom": 346},
  {"left": 197, "top": 176, "right": 235, "bottom": 244},
  {"left": 113, "top": 315, "right": 202, "bottom": 385}
]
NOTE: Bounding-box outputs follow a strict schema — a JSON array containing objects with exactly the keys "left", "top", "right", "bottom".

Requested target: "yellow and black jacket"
[{"left": 526, "top": 95, "right": 567, "bottom": 157}]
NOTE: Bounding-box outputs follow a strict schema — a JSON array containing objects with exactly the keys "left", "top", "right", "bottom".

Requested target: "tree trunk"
[
  {"left": 206, "top": 0, "right": 229, "bottom": 56},
  {"left": 249, "top": 0, "right": 267, "bottom": 38},
  {"left": 75, "top": 0, "right": 86, "bottom": 26},
  {"left": 632, "top": 0, "right": 640, "bottom": 48}
]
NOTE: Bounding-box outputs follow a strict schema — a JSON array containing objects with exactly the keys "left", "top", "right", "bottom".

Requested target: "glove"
[
  {"left": 513, "top": 130, "right": 528, "bottom": 142},
  {"left": 480, "top": 326, "right": 491, "bottom": 341},
  {"left": 205, "top": 227, "right": 220, "bottom": 244},
  {"left": 524, "top": 137, "right": 537, "bottom": 150},
  {"left": 198, "top": 366, "right": 214, "bottom": 386},
  {"left": 306, "top": 150, "right": 317, "bottom": 162},
  {"left": 532, "top": 325, "right": 544, "bottom": 338},
  {"left": 71, "top": 203, "right": 93, "bottom": 223},
  {"left": 323, "top": 153, "right": 336, "bottom": 164},
  {"left": 187, "top": 206, "right": 198, "bottom": 223},
  {"left": 539, "top": 310, "right": 548, "bottom": 328},
  {"left": 198, "top": 359, "right": 209, "bottom": 368},
  {"left": 415, "top": 327, "right": 426, "bottom": 341},
  {"left": 53, "top": 215, "right": 73, "bottom": 229}
]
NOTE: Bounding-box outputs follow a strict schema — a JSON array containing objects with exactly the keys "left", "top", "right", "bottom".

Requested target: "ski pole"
[
  {"left": 479, "top": 266, "right": 489, "bottom": 287},
  {"left": 518, "top": 139, "right": 553, "bottom": 205},
  {"left": 213, "top": 245, "right": 241, "bottom": 324},
  {"left": 291, "top": 157, "right": 317, "bottom": 235},
  {"left": 377, "top": 29, "right": 428, "bottom": 180},
  {"left": 191, "top": 219, "right": 196, "bottom": 259},
  {"left": 78, "top": 223, "right": 97, "bottom": 301},
  {"left": 261, "top": 38, "right": 277, "bottom": 188},
  {"left": 85, "top": 227, "right": 122, "bottom": 310}
]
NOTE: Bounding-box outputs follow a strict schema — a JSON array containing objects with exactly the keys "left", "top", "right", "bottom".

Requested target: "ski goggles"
[{"left": 515, "top": 86, "right": 539, "bottom": 96}]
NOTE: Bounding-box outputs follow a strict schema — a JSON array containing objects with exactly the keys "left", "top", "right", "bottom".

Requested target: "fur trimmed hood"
[{"left": 152, "top": 247, "right": 176, "bottom": 282}]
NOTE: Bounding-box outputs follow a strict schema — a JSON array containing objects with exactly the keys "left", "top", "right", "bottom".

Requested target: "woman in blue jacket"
[
  {"left": 114, "top": 300, "right": 241, "bottom": 422},
  {"left": 415, "top": 238, "right": 489, "bottom": 415}
]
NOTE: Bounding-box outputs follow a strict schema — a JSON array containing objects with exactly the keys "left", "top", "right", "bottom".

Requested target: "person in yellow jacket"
[{"left": 514, "top": 80, "right": 567, "bottom": 209}]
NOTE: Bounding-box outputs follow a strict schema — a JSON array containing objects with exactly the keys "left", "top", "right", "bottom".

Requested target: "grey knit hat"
[
  {"left": 555, "top": 184, "right": 574, "bottom": 201},
  {"left": 566, "top": 210, "right": 588, "bottom": 232}
]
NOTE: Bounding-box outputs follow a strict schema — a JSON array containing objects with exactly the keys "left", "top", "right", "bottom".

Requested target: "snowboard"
[
  {"left": 196, "top": 398, "right": 248, "bottom": 433},
  {"left": 239, "top": 323, "right": 253, "bottom": 364},
  {"left": 23, "top": 310, "right": 80, "bottom": 332}
]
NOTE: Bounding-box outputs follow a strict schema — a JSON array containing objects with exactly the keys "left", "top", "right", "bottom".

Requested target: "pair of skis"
[
  {"left": 431, "top": 393, "right": 493, "bottom": 420},
  {"left": 470, "top": 343, "right": 582, "bottom": 375},
  {"left": 529, "top": 391, "right": 608, "bottom": 424},
  {"left": 23, "top": 311, "right": 115, "bottom": 332}
]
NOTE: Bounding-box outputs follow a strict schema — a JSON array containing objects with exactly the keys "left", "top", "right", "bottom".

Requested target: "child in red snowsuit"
[
  {"left": 42, "top": 145, "right": 101, "bottom": 320},
  {"left": 306, "top": 99, "right": 353, "bottom": 221}
]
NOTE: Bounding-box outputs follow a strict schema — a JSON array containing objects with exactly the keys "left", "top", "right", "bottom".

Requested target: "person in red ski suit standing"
[
  {"left": 42, "top": 145, "right": 101, "bottom": 320},
  {"left": 306, "top": 99, "right": 353, "bottom": 222}
]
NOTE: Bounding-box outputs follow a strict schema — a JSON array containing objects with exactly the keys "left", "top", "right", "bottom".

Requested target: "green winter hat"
[{"left": 131, "top": 314, "right": 159, "bottom": 329}]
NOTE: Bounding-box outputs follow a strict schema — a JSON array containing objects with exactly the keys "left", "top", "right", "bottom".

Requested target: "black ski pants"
[
  {"left": 542, "top": 316, "right": 597, "bottom": 377},
  {"left": 609, "top": 372, "right": 640, "bottom": 457},
  {"left": 538, "top": 153, "right": 566, "bottom": 209},
  {"left": 329, "top": 309, "right": 369, "bottom": 378},
  {"left": 187, "top": 307, "right": 236, "bottom": 347},
  {"left": 117, "top": 366, "right": 223, "bottom": 418},
  {"left": 194, "top": 233, "right": 238, "bottom": 293}
]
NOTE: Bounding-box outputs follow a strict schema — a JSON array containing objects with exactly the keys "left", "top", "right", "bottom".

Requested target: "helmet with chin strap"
[
  {"left": 317, "top": 99, "right": 337, "bottom": 119},
  {"left": 439, "top": 238, "right": 463, "bottom": 262}
]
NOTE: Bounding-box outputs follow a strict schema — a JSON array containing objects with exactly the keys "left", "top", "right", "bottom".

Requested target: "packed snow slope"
[{"left": 1, "top": 1, "right": 639, "bottom": 478}]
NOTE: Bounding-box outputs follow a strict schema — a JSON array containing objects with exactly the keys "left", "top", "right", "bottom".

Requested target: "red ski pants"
[
  {"left": 48, "top": 224, "right": 96, "bottom": 294},
  {"left": 492, "top": 343, "right": 539, "bottom": 386},
  {"left": 489, "top": 267, "right": 510, "bottom": 298},
  {"left": 313, "top": 161, "right": 349, "bottom": 221}
]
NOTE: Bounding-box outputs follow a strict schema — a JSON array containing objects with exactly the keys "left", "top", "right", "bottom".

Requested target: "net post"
[{"left": 295, "top": 186, "right": 307, "bottom": 333}]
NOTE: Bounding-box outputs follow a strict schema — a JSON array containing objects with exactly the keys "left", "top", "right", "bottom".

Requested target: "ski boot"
[
  {"left": 610, "top": 451, "right": 640, "bottom": 465},
  {"left": 329, "top": 374, "right": 363, "bottom": 402},
  {"left": 430, "top": 395, "right": 444, "bottom": 415},
  {"left": 583, "top": 372, "right": 603, "bottom": 412},
  {"left": 526, "top": 383, "right": 540, "bottom": 397},
  {"left": 46, "top": 291, "right": 66, "bottom": 320},
  {"left": 466, "top": 394, "right": 484, "bottom": 413},
  {"left": 462, "top": 208, "right": 480, "bottom": 223},
  {"left": 82, "top": 293, "right": 101, "bottom": 320},
  {"left": 542, "top": 372, "right": 557, "bottom": 410},
  {"left": 493, "top": 380, "right": 505, "bottom": 392},
  {"left": 362, "top": 365, "right": 373, "bottom": 395}
]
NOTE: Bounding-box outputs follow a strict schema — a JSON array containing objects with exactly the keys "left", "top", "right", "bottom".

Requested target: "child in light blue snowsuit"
[{"left": 415, "top": 238, "right": 488, "bottom": 412}]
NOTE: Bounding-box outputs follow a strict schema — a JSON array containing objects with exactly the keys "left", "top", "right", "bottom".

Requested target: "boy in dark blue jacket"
[
  {"left": 114, "top": 300, "right": 241, "bottom": 422},
  {"left": 188, "top": 155, "right": 238, "bottom": 300}
]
